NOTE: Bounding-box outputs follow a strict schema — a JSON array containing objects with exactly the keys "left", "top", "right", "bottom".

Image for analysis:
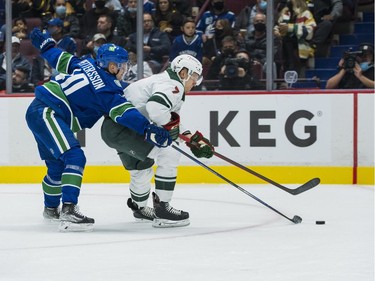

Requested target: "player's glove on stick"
[
  {"left": 186, "top": 131, "right": 214, "bottom": 158},
  {"left": 162, "top": 112, "right": 180, "bottom": 140},
  {"left": 30, "top": 28, "right": 55, "bottom": 53},
  {"left": 145, "top": 124, "right": 172, "bottom": 148}
]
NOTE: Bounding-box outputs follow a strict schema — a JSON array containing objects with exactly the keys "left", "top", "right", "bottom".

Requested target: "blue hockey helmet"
[{"left": 96, "top": 43, "right": 129, "bottom": 68}]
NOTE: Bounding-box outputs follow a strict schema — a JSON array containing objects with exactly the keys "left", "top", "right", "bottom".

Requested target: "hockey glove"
[
  {"left": 30, "top": 28, "right": 55, "bottom": 53},
  {"left": 145, "top": 124, "right": 172, "bottom": 148},
  {"left": 162, "top": 112, "right": 180, "bottom": 140},
  {"left": 186, "top": 131, "right": 214, "bottom": 158}
]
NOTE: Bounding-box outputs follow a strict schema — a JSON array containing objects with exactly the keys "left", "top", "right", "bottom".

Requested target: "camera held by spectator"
[
  {"left": 343, "top": 49, "right": 363, "bottom": 73},
  {"left": 223, "top": 57, "right": 250, "bottom": 78},
  {"left": 219, "top": 50, "right": 265, "bottom": 90}
]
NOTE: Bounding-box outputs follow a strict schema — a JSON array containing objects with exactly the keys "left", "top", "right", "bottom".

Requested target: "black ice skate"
[
  {"left": 58, "top": 203, "right": 95, "bottom": 232},
  {"left": 43, "top": 206, "right": 60, "bottom": 222},
  {"left": 152, "top": 192, "right": 190, "bottom": 228},
  {"left": 127, "top": 198, "right": 155, "bottom": 222}
]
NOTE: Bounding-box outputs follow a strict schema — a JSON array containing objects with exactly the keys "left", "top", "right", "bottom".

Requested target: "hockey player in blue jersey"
[{"left": 25, "top": 28, "right": 172, "bottom": 232}]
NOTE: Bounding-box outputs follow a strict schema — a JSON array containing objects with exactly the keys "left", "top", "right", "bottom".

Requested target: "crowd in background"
[{"left": 0, "top": 0, "right": 373, "bottom": 93}]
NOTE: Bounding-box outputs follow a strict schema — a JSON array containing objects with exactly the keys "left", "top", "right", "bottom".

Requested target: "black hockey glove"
[
  {"left": 30, "top": 28, "right": 55, "bottom": 53},
  {"left": 145, "top": 124, "right": 172, "bottom": 148},
  {"left": 162, "top": 112, "right": 180, "bottom": 140},
  {"left": 186, "top": 131, "right": 214, "bottom": 158}
]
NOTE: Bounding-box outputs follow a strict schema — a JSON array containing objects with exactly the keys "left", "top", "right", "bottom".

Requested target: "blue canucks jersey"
[
  {"left": 169, "top": 34, "right": 203, "bottom": 62},
  {"left": 196, "top": 10, "right": 236, "bottom": 35},
  {"left": 35, "top": 47, "right": 149, "bottom": 135}
]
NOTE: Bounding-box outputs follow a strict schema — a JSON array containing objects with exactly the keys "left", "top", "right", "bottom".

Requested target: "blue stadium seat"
[
  {"left": 314, "top": 57, "right": 340, "bottom": 69},
  {"left": 305, "top": 69, "right": 338, "bottom": 81},
  {"left": 339, "top": 33, "right": 374, "bottom": 45},
  {"left": 354, "top": 22, "right": 374, "bottom": 33}
]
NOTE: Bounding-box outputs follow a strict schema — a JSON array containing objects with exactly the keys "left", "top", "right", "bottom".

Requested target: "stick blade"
[{"left": 291, "top": 178, "right": 320, "bottom": 195}]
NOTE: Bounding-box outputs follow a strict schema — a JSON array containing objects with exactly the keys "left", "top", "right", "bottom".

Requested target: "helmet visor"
[{"left": 191, "top": 72, "right": 203, "bottom": 86}]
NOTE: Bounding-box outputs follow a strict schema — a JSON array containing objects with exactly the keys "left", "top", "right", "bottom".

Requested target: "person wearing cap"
[
  {"left": 0, "top": 36, "right": 31, "bottom": 91},
  {"left": 326, "top": 43, "right": 374, "bottom": 89},
  {"left": 80, "top": 33, "right": 108, "bottom": 60},
  {"left": 47, "top": 18, "right": 77, "bottom": 55},
  {"left": 52, "top": 0, "right": 81, "bottom": 39}
]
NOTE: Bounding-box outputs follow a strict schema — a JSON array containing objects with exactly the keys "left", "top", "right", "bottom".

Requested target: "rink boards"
[{"left": 0, "top": 90, "right": 373, "bottom": 184}]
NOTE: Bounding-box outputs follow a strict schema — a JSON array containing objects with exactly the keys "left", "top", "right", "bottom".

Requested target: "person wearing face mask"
[
  {"left": 53, "top": 0, "right": 81, "bottom": 39},
  {"left": 219, "top": 49, "right": 265, "bottom": 90},
  {"left": 26, "top": 28, "right": 172, "bottom": 232},
  {"left": 80, "top": 0, "right": 114, "bottom": 41},
  {"left": 245, "top": 13, "right": 282, "bottom": 77},
  {"left": 206, "top": 35, "right": 238, "bottom": 82},
  {"left": 116, "top": 0, "right": 138, "bottom": 40},
  {"left": 202, "top": 18, "right": 235, "bottom": 64},
  {"left": 326, "top": 43, "right": 375, "bottom": 89},
  {"left": 47, "top": 18, "right": 77, "bottom": 55},
  {"left": 235, "top": 0, "right": 268, "bottom": 37},
  {"left": 196, "top": 0, "right": 236, "bottom": 40},
  {"left": 80, "top": 33, "right": 108, "bottom": 60}
]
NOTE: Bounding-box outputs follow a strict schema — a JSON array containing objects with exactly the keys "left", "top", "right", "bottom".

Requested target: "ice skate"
[
  {"left": 43, "top": 206, "right": 60, "bottom": 222},
  {"left": 58, "top": 203, "right": 95, "bottom": 232},
  {"left": 152, "top": 192, "right": 190, "bottom": 228},
  {"left": 127, "top": 198, "right": 155, "bottom": 222}
]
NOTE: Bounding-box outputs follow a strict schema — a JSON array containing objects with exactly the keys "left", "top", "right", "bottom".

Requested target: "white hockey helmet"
[{"left": 171, "top": 54, "right": 203, "bottom": 85}]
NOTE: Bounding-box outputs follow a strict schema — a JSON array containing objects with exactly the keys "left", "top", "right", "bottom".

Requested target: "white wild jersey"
[{"left": 123, "top": 68, "right": 185, "bottom": 126}]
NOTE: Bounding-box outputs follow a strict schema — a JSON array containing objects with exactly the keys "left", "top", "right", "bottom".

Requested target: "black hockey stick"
[
  {"left": 172, "top": 144, "right": 302, "bottom": 224},
  {"left": 179, "top": 134, "right": 320, "bottom": 195}
]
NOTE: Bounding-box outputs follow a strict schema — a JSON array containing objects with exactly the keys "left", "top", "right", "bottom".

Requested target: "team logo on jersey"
[{"left": 172, "top": 86, "right": 179, "bottom": 94}]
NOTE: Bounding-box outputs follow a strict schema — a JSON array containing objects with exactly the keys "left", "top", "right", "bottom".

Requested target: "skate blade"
[
  {"left": 43, "top": 217, "right": 60, "bottom": 224},
  {"left": 58, "top": 221, "right": 94, "bottom": 232},
  {"left": 134, "top": 217, "right": 154, "bottom": 223},
  {"left": 152, "top": 218, "right": 190, "bottom": 228}
]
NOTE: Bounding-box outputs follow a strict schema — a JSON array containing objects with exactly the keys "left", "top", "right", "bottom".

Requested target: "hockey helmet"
[
  {"left": 171, "top": 54, "right": 203, "bottom": 85},
  {"left": 96, "top": 43, "right": 129, "bottom": 69}
]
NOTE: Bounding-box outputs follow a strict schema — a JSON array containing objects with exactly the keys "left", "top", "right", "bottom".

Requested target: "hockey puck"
[{"left": 315, "top": 221, "right": 325, "bottom": 225}]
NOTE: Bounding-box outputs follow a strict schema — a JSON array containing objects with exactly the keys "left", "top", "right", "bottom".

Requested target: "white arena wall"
[{"left": 0, "top": 89, "right": 373, "bottom": 185}]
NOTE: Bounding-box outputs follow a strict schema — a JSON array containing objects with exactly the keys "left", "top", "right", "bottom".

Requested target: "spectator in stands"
[
  {"left": 96, "top": 14, "right": 126, "bottom": 47},
  {"left": 235, "top": 0, "right": 267, "bottom": 36},
  {"left": 116, "top": 0, "right": 137, "bottom": 40},
  {"left": 196, "top": 0, "right": 236, "bottom": 39},
  {"left": 169, "top": 17, "right": 203, "bottom": 62},
  {"left": 245, "top": 13, "right": 282, "bottom": 77},
  {"left": 203, "top": 18, "right": 235, "bottom": 64},
  {"left": 106, "top": 0, "right": 123, "bottom": 14},
  {"left": 80, "top": 0, "right": 113, "bottom": 41},
  {"left": 154, "top": 0, "right": 184, "bottom": 43},
  {"left": 219, "top": 49, "right": 265, "bottom": 90},
  {"left": 126, "top": 13, "right": 171, "bottom": 73},
  {"left": 274, "top": 0, "right": 316, "bottom": 77},
  {"left": 80, "top": 33, "right": 107, "bottom": 60},
  {"left": 310, "top": 0, "right": 343, "bottom": 58},
  {"left": 47, "top": 18, "right": 77, "bottom": 55},
  {"left": 171, "top": 0, "right": 192, "bottom": 17},
  {"left": 53, "top": 0, "right": 81, "bottom": 39},
  {"left": 12, "top": 17, "right": 28, "bottom": 40},
  {"left": 12, "top": 65, "right": 34, "bottom": 93},
  {"left": 12, "top": 0, "right": 41, "bottom": 19},
  {"left": 144, "top": 0, "right": 156, "bottom": 13},
  {"left": 326, "top": 43, "right": 375, "bottom": 89},
  {"left": 123, "top": 51, "right": 154, "bottom": 82},
  {"left": 0, "top": 36, "right": 31, "bottom": 90},
  {"left": 31, "top": 18, "right": 76, "bottom": 86},
  {"left": 206, "top": 35, "right": 238, "bottom": 80}
]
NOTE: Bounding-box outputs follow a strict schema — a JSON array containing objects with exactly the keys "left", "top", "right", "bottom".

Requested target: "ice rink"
[{"left": 0, "top": 183, "right": 373, "bottom": 281}]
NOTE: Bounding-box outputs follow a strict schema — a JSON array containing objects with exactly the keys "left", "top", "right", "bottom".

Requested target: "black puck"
[{"left": 316, "top": 220, "right": 325, "bottom": 225}]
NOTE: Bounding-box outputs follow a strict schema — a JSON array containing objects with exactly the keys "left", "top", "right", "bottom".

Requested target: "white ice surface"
[{"left": 0, "top": 183, "right": 373, "bottom": 281}]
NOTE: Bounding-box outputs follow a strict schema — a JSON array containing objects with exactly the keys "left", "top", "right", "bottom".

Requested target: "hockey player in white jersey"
[{"left": 101, "top": 54, "right": 215, "bottom": 227}]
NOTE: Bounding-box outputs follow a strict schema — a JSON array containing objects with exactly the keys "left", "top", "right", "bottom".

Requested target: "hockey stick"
[
  {"left": 172, "top": 144, "right": 302, "bottom": 224},
  {"left": 179, "top": 134, "right": 320, "bottom": 195}
]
